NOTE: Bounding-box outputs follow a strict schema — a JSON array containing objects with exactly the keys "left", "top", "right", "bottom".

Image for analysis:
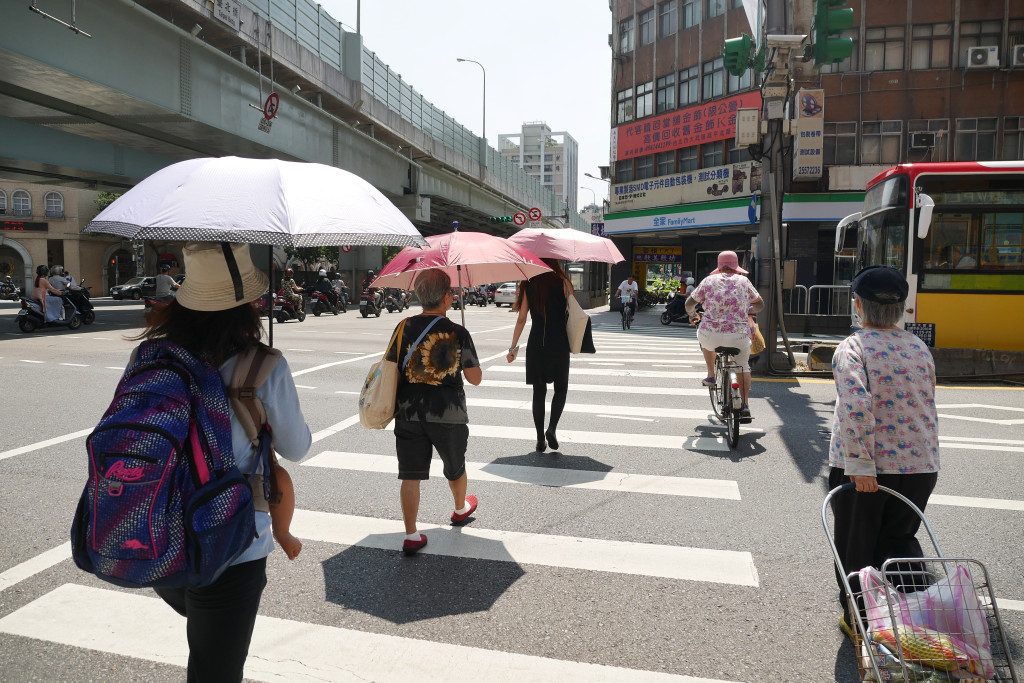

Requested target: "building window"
[
  {"left": 824, "top": 122, "right": 857, "bottom": 165},
  {"left": 726, "top": 141, "right": 746, "bottom": 164},
  {"left": 955, "top": 118, "right": 998, "bottom": 161},
  {"left": 702, "top": 58, "right": 724, "bottom": 100},
  {"left": 44, "top": 191, "right": 64, "bottom": 218},
  {"left": 656, "top": 151, "right": 676, "bottom": 176},
  {"left": 659, "top": 1, "right": 677, "bottom": 38},
  {"left": 1004, "top": 117, "right": 1024, "bottom": 160},
  {"left": 0, "top": 190, "right": 6, "bottom": 214},
  {"left": 616, "top": 88, "right": 634, "bottom": 124},
  {"left": 681, "top": 0, "right": 699, "bottom": 28},
  {"left": 544, "top": 175, "right": 553, "bottom": 183},
  {"left": 544, "top": 165, "right": 552, "bottom": 172},
  {"left": 728, "top": 66, "right": 751, "bottom": 93},
  {"left": 636, "top": 81, "right": 654, "bottom": 119},
  {"left": 677, "top": 66, "right": 699, "bottom": 107},
  {"left": 619, "top": 17, "right": 635, "bottom": 54},
  {"left": 910, "top": 23, "right": 951, "bottom": 69},
  {"left": 730, "top": 0, "right": 742, "bottom": 7},
  {"left": 865, "top": 26, "right": 905, "bottom": 71},
  {"left": 679, "top": 146, "right": 698, "bottom": 171},
  {"left": 544, "top": 154, "right": 553, "bottom": 161},
  {"left": 616, "top": 159, "right": 634, "bottom": 183},
  {"left": 12, "top": 190, "right": 31, "bottom": 216},
  {"left": 908, "top": 119, "right": 949, "bottom": 161},
  {"left": 702, "top": 141, "right": 724, "bottom": 168},
  {"left": 958, "top": 20, "right": 1002, "bottom": 67},
  {"left": 861, "top": 120, "right": 902, "bottom": 164},
  {"left": 705, "top": 0, "right": 725, "bottom": 19},
  {"left": 656, "top": 74, "right": 676, "bottom": 114},
  {"left": 636, "top": 155, "right": 654, "bottom": 180},
  {"left": 639, "top": 9, "right": 655, "bottom": 46}
]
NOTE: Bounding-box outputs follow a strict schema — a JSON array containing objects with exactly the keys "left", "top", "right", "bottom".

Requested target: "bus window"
[
  {"left": 921, "top": 213, "right": 976, "bottom": 269},
  {"left": 980, "top": 212, "right": 1024, "bottom": 270},
  {"left": 859, "top": 209, "right": 907, "bottom": 272}
]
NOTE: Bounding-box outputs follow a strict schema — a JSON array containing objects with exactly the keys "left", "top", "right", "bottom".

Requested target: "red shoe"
[
  {"left": 402, "top": 533, "right": 427, "bottom": 556},
  {"left": 451, "top": 495, "right": 478, "bottom": 526}
]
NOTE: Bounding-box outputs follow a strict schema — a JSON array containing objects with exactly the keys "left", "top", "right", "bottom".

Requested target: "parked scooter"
[
  {"left": 359, "top": 289, "right": 382, "bottom": 318},
  {"left": 275, "top": 290, "right": 307, "bottom": 323},
  {"left": 17, "top": 294, "right": 82, "bottom": 332},
  {"left": 310, "top": 290, "right": 340, "bottom": 316}
]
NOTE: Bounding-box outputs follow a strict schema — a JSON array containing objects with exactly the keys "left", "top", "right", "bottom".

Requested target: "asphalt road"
[{"left": 0, "top": 297, "right": 1020, "bottom": 682}]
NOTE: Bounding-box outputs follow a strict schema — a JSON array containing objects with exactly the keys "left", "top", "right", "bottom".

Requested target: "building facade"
[
  {"left": 499, "top": 122, "right": 580, "bottom": 211},
  {"left": 604, "top": 0, "right": 1024, "bottom": 310}
]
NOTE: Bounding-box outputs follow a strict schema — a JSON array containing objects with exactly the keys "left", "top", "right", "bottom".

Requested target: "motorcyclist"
[
  {"left": 314, "top": 268, "right": 339, "bottom": 308},
  {"left": 361, "top": 269, "right": 382, "bottom": 309},
  {"left": 330, "top": 272, "right": 349, "bottom": 306},
  {"left": 48, "top": 265, "right": 67, "bottom": 291},
  {"left": 154, "top": 264, "right": 179, "bottom": 302},
  {"left": 280, "top": 268, "right": 304, "bottom": 311}
]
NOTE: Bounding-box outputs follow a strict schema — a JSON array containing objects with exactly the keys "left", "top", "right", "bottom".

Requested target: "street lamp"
[
  {"left": 580, "top": 186, "right": 597, "bottom": 208},
  {"left": 584, "top": 172, "right": 610, "bottom": 183},
  {"left": 456, "top": 58, "right": 486, "bottom": 154}
]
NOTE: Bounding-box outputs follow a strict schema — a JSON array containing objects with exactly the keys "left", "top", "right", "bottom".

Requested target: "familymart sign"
[{"left": 604, "top": 198, "right": 752, "bottom": 235}]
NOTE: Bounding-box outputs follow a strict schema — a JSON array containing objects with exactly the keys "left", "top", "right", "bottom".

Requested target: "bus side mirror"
[
  {"left": 834, "top": 212, "right": 861, "bottom": 254},
  {"left": 916, "top": 193, "right": 935, "bottom": 240}
]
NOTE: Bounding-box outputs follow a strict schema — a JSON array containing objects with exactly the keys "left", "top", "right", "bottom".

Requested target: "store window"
[
  {"left": 12, "top": 190, "right": 31, "bottom": 216},
  {"left": 616, "top": 88, "right": 634, "bottom": 124},
  {"left": 659, "top": 1, "right": 677, "bottom": 38},
  {"left": 705, "top": 0, "right": 725, "bottom": 19},
  {"left": 619, "top": 17, "right": 635, "bottom": 54},
  {"left": 955, "top": 118, "right": 998, "bottom": 161},
  {"left": 702, "top": 141, "right": 724, "bottom": 168},
  {"left": 616, "top": 159, "right": 634, "bottom": 183},
  {"left": 910, "top": 23, "right": 951, "bottom": 69},
  {"left": 908, "top": 119, "right": 950, "bottom": 162},
  {"left": 656, "top": 74, "right": 676, "bottom": 114},
  {"left": 861, "top": 121, "right": 902, "bottom": 164},
  {"left": 679, "top": 146, "right": 698, "bottom": 171},
  {"left": 1004, "top": 117, "right": 1024, "bottom": 160},
  {"left": 44, "top": 191, "right": 64, "bottom": 218},
  {"left": 681, "top": 0, "right": 700, "bottom": 28},
  {"left": 702, "top": 58, "right": 724, "bottom": 100},
  {"left": 636, "top": 81, "right": 654, "bottom": 119},
  {"left": 639, "top": 9, "right": 655, "bottom": 46},
  {"left": 678, "top": 66, "right": 699, "bottom": 106},
  {"left": 824, "top": 121, "right": 857, "bottom": 165},
  {"left": 865, "top": 26, "right": 905, "bottom": 71},
  {"left": 958, "top": 20, "right": 1001, "bottom": 67},
  {"left": 636, "top": 155, "right": 654, "bottom": 180},
  {"left": 656, "top": 151, "right": 676, "bottom": 176}
]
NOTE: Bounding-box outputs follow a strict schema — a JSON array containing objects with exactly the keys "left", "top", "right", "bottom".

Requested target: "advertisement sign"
[
  {"left": 614, "top": 93, "right": 762, "bottom": 162},
  {"left": 610, "top": 161, "right": 762, "bottom": 212},
  {"left": 605, "top": 198, "right": 751, "bottom": 235},
  {"left": 793, "top": 88, "right": 824, "bottom": 181},
  {"left": 634, "top": 246, "right": 682, "bottom": 263},
  {"left": 1, "top": 221, "right": 47, "bottom": 231},
  {"left": 590, "top": 222, "right": 605, "bottom": 237}
]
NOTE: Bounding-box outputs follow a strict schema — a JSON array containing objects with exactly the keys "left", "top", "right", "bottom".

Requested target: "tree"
[
  {"left": 283, "top": 246, "right": 333, "bottom": 270},
  {"left": 94, "top": 192, "right": 121, "bottom": 213}
]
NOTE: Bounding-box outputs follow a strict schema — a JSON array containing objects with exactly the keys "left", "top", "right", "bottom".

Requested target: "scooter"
[
  {"left": 275, "top": 290, "right": 307, "bottom": 323},
  {"left": 64, "top": 286, "right": 95, "bottom": 324},
  {"left": 660, "top": 294, "right": 690, "bottom": 326},
  {"left": 310, "top": 290, "right": 340, "bottom": 316},
  {"left": 451, "top": 291, "right": 462, "bottom": 310},
  {"left": 17, "top": 294, "right": 82, "bottom": 332},
  {"left": 1, "top": 280, "right": 22, "bottom": 301},
  {"left": 384, "top": 290, "right": 409, "bottom": 313},
  {"left": 359, "top": 289, "right": 382, "bottom": 318}
]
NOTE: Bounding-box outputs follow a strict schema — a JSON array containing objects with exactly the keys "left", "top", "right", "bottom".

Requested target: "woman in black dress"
[{"left": 506, "top": 258, "right": 573, "bottom": 452}]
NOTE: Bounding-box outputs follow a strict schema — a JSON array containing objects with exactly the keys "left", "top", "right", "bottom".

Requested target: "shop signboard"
[
  {"left": 613, "top": 92, "right": 762, "bottom": 162},
  {"left": 610, "top": 160, "right": 761, "bottom": 212},
  {"left": 793, "top": 88, "right": 825, "bottom": 181},
  {"left": 634, "top": 246, "right": 682, "bottom": 263},
  {"left": 605, "top": 197, "right": 751, "bottom": 235},
  {"left": 1, "top": 221, "right": 47, "bottom": 231},
  {"left": 213, "top": 0, "right": 241, "bottom": 30}
]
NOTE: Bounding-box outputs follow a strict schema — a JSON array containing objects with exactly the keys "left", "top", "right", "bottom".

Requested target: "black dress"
[{"left": 524, "top": 274, "right": 570, "bottom": 386}]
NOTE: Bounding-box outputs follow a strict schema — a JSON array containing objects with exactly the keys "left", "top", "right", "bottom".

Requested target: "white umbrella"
[
  {"left": 506, "top": 226, "right": 625, "bottom": 263},
  {"left": 84, "top": 156, "right": 426, "bottom": 248}
]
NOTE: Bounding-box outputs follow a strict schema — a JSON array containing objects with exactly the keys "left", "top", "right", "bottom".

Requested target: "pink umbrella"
[
  {"left": 371, "top": 231, "right": 551, "bottom": 324},
  {"left": 506, "top": 227, "right": 625, "bottom": 263}
]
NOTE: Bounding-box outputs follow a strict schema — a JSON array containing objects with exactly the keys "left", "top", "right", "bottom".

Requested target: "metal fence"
[{"left": 806, "top": 285, "right": 851, "bottom": 316}]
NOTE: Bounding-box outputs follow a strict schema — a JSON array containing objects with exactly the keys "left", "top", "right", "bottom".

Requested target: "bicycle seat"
[{"left": 715, "top": 346, "right": 741, "bottom": 356}]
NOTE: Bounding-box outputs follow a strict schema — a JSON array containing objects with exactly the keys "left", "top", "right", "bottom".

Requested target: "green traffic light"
[
  {"left": 813, "top": 0, "right": 854, "bottom": 65},
  {"left": 724, "top": 34, "right": 753, "bottom": 78}
]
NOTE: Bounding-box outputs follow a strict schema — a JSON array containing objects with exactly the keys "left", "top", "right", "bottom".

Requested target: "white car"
[{"left": 493, "top": 282, "right": 518, "bottom": 307}]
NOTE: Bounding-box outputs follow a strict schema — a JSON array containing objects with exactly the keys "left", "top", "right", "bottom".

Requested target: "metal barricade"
[
  {"left": 784, "top": 285, "right": 807, "bottom": 315},
  {"left": 807, "top": 285, "right": 851, "bottom": 316}
]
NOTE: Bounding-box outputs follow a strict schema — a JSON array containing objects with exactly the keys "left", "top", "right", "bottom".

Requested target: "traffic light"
[
  {"left": 812, "top": 0, "right": 854, "bottom": 66},
  {"left": 488, "top": 216, "right": 513, "bottom": 223},
  {"left": 723, "top": 34, "right": 753, "bottom": 78}
]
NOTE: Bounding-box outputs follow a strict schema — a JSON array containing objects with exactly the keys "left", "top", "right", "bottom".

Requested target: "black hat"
[{"left": 851, "top": 265, "right": 908, "bottom": 303}]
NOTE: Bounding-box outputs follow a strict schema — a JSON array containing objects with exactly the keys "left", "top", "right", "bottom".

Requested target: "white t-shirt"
[
  {"left": 155, "top": 273, "right": 177, "bottom": 297},
  {"left": 617, "top": 280, "right": 639, "bottom": 299}
]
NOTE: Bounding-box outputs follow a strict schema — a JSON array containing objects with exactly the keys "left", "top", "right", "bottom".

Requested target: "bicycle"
[
  {"left": 707, "top": 345, "right": 743, "bottom": 448},
  {"left": 620, "top": 294, "right": 634, "bottom": 330}
]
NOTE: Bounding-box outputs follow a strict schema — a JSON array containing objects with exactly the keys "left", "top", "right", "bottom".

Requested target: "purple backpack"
[{"left": 71, "top": 340, "right": 256, "bottom": 588}]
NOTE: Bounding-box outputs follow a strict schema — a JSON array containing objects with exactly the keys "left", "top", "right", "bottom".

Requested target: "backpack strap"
[{"left": 225, "top": 344, "right": 282, "bottom": 446}]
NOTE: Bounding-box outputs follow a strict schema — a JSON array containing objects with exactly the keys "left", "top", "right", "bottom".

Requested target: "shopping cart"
[{"left": 823, "top": 483, "right": 1018, "bottom": 682}]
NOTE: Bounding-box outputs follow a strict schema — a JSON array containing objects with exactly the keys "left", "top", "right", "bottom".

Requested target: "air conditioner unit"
[
  {"left": 909, "top": 131, "right": 936, "bottom": 149},
  {"left": 1011, "top": 45, "right": 1024, "bottom": 67},
  {"left": 967, "top": 45, "right": 999, "bottom": 68}
]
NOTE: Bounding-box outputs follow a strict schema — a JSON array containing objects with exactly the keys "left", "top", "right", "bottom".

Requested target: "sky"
[{"left": 319, "top": 0, "right": 613, "bottom": 211}]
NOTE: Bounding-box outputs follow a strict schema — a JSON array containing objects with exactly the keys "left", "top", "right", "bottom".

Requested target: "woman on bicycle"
[{"left": 685, "top": 251, "right": 763, "bottom": 420}]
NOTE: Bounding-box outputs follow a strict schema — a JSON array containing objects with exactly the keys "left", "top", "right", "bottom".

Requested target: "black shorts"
[{"left": 394, "top": 420, "right": 468, "bottom": 481}]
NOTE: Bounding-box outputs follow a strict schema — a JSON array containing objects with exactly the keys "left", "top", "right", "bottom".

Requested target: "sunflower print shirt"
[
  {"left": 828, "top": 328, "right": 940, "bottom": 477},
  {"left": 387, "top": 315, "right": 479, "bottom": 424}
]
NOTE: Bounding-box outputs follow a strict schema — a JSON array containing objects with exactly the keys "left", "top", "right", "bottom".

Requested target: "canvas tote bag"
[
  {"left": 564, "top": 282, "right": 596, "bottom": 354},
  {"left": 358, "top": 318, "right": 408, "bottom": 429}
]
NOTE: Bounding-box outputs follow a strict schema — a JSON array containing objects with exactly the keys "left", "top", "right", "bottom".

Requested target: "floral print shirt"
[
  {"left": 386, "top": 315, "right": 479, "bottom": 424},
  {"left": 688, "top": 273, "right": 760, "bottom": 335},
  {"left": 828, "top": 328, "right": 940, "bottom": 477}
]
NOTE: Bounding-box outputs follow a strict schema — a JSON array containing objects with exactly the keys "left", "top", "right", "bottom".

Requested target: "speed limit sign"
[
  {"left": 528, "top": 207, "right": 542, "bottom": 221},
  {"left": 513, "top": 212, "right": 527, "bottom": 226}
]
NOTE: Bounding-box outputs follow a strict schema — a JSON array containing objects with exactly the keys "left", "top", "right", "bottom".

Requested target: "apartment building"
[{"left": 499, "top": 122, "right": 580, "bottom": 211}]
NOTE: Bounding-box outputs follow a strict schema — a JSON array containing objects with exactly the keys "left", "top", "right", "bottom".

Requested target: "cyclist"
[
  {"left": 685, "top": 251, "right": 763, "bottom": 421},
  {"left": 614, "top": 275, "right": 639, "bottom": 321}
]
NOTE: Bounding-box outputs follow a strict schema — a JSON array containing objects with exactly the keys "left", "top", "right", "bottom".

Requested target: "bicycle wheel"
[
  {"left": 727, "top": 404, "right": 740, "bottom": 448},
  {"left": 622, "top": 311, "right": 628, "bottom": 330},
  {"left": 708, "top": 355, "right": 724, "bottom": 419}
]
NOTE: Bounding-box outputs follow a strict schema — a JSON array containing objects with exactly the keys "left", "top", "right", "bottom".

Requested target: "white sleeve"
[{"left": 258, "top": 358, "right": 313, "bottom": 462}]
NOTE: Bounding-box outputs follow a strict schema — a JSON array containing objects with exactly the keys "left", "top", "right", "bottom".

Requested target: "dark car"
[{"left": 110, "top": 276, "right": 156, "bottom": 300}]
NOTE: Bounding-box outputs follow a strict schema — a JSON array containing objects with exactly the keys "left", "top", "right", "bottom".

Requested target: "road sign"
[
  {"left": 528, "top": 207, "right": 542, "bottom": 221},
  {"left": 263, "top": 92, "right": 280, "bottom": 120},
  {"left": 340, "top": 245, "right": 352, "bottom": 253},
  {"left": 513, "top": 212, "right": 527, "bottom": 226}
]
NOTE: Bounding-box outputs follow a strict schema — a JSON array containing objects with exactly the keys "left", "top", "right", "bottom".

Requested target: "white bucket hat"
[{"left": 175, "top": 242, "right": 268, "bottom": 312}]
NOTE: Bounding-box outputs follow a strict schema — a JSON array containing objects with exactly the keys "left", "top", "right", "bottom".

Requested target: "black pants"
[
  {"left": 828, "top": 467, "right": 938, "bottom": 619},
  {"left": 155, "top": 558, "right": 267, "bottom": 683}
]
